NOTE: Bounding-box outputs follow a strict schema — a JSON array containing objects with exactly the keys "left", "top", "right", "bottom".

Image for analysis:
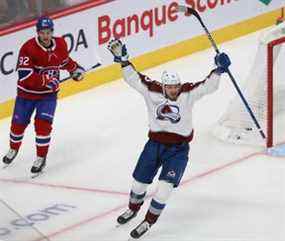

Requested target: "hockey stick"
[
  {"left": 177, "top": 5, "right": 266, "bottom": 140},
  {"left": 59, "top": 62, "right": 101, "bottom": 83}
]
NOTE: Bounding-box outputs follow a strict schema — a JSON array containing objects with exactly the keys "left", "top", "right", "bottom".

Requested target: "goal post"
[
  {"left": 267, "top": 35, "right": 285, "bottom": 147},
  {"left": 212, "top": 21, "right": 285, "bottom": 148}
]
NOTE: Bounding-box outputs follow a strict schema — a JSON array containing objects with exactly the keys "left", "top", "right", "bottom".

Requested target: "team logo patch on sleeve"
[{"left": 156, "top": 102, "right": 181, "bottom": 123}]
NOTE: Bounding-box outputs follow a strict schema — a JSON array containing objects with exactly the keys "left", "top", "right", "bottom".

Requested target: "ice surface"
[{"left": 0, "top": 28, "right": 284, "bottom": 241}]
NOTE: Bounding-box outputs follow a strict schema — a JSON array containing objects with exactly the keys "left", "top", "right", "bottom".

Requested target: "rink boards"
[{"left": 0, "top": 0, "right": 284, "bottom": 120}]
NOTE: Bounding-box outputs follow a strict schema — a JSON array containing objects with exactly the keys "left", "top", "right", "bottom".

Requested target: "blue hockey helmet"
[{"left": 36, "top": 16, "right": 54, "bottom": 31}]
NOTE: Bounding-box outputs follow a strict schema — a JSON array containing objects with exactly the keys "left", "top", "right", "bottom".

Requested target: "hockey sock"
[
  {"left": 129, "top": 190, "right": 146, "bottom": 211},
  {"left": 10, "top": 122, "right": 27, "bottom": 150},
  {"left": 145, "top": 180, "right": 174, "bottom": 224},
  {"left": 35, "top": 118, "right": 52, "bottom": 158},
  {"left": 145, "top": 199, "right": 165, "bottom": 224},
  {"left": 129, "top": 179, "right": 148, "bottom": 212}
]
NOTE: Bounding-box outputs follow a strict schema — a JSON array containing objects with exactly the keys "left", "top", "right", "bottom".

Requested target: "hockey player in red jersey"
[
  {"left": 2, "top": 16, "right": 84, "bottom": 175},
  {"left": 108, "top": 39, "right": 231, "bottom": 239}
]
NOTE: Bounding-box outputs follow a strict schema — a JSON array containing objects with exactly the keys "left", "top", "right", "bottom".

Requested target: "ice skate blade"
[
  {"left": 128, "top": 236, "right": 147, "bottom": 241},
  {"left": 31, "top": 171, "right": 44, "bottom": 179},
  {"left": 128, "top": 227, "right": 151, "bottom": 240},
  {"left": 2, "top": 164, "right": 10, "bottom": 169},
  {"left": 115, "top": 223, "right": 122, "bottom": 228},
  {"left": 2, "top": 162, "right": 15, "bottom": 169},
  {"left": 116, "top": 219, "right": 135, "bottom": 228}
]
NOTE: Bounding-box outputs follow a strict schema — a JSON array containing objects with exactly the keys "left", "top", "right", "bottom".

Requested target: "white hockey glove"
[
  {"left": 107, "top": 39, "right": 129, "bottom": 63},
  {"left": 71, "top": 66, "right": 85, "bottom": 81}
]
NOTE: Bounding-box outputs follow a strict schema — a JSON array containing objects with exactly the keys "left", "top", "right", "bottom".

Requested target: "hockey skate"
[
  {"left": 130, "top": 220, "right": 152, "bottom": 239},
  {"left": 2, "top": 149, "right": 18, "bottom": 168},
  {"left": 117, "top": 209, "right": 138, "bottom": 225},
  {"left": 30, "top": 157, "right": 46, "bottom": 178}
]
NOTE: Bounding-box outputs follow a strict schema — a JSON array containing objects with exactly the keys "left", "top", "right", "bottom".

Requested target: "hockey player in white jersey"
[{"left": 107, "top": 39, "right": 231, "bottom": 239}]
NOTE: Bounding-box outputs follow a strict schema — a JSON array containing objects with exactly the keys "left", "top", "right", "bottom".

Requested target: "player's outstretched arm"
[
  {"left": 107, "top": 39, "right": 148, "bottom": 94},
  {"left": 188, "top": 52, "right": 231, "bottom": 102},
  {"left": 107, "top": 39, "right": 130, "bottom": 66}
]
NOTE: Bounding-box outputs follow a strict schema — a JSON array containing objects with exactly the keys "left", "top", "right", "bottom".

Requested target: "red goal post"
[
  {"left": 212, "top": 21, "right": 285, "bottom": 148},
  {"left": 267, "top": 35, "right": 285, "bottom": 147}
]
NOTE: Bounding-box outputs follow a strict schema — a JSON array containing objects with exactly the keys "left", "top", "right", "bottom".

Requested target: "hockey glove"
[
  {"left": 214, "top": 52, "right": 231, "bottom": 74},
  {"left": 43, "top": 74, "right": 59, "bottom": 92},
  {"left": 107, "top": 39, "right": 129, "bottom": 63},
  {"left": 71, "top": 66, "right": 85, "bottom": 81}
]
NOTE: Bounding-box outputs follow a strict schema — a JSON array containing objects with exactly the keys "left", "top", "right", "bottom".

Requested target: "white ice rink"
[{"left": 0, "top": 29, "right": 285, "bottom": 241}]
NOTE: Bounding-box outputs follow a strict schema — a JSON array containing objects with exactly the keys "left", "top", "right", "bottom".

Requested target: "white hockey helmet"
[{"left": 161, "top": 70, "right": 181, "bottom": 86}]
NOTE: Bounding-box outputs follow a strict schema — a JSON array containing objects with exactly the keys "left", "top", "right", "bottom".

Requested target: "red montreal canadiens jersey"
[{"left": 17, "top": 37, "right": 78, "bottom": 99}]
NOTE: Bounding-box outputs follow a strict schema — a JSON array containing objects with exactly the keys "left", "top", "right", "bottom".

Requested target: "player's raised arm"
[
  {"left": 107, "top": 39, "right": 157, "bottom": 95},
  {"left": 186, "top": 52, "right": 231, "bottom": 102}
]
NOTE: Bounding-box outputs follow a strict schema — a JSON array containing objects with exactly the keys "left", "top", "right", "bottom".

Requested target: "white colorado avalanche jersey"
[{"left": 122, "top": 64, "right": 221, "bottom": 144}]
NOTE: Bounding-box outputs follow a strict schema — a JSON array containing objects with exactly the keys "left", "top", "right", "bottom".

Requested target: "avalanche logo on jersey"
[{"left": 156, "top": 101, "right": 181, "bottom": 124}]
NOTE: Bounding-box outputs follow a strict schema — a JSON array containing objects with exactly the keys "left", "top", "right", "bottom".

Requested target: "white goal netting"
[{"left": 212, "top": 21, "right": 285, "bottom": 147}]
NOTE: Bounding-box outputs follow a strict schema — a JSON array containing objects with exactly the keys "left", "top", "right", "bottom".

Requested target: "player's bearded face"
[
  {"left": 165, "top": 84, "right": 181, "bottom": 100},
  {"left": 38, "top": 29, "right": 53, "bottom": 46}
]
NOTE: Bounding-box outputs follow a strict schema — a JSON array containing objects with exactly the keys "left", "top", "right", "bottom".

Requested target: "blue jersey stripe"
[{"left": 18, "top": 69, "right": 33, "bottom": 81}]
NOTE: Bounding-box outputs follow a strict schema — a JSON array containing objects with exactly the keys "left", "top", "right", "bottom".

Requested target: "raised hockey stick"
[
  {"left": 59, "top": 62, "right": 101, "bottom": 83},
  {"left": 177, "top": 5, "right": 266, "bottom": 140}
]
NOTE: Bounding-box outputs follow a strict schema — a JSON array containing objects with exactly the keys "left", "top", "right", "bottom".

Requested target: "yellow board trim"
[{"left": 0, "top": 8, "right": 281, "bottom": 120}]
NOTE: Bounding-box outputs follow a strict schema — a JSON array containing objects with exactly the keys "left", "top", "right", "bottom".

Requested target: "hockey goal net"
[{"left": 212, "top": 21, "right": 285, "bottom": 148}]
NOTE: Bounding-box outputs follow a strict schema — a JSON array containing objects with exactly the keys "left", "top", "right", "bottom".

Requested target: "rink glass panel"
[{"left": 0, "top": 0, "right": 89, "bottom": 30}]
